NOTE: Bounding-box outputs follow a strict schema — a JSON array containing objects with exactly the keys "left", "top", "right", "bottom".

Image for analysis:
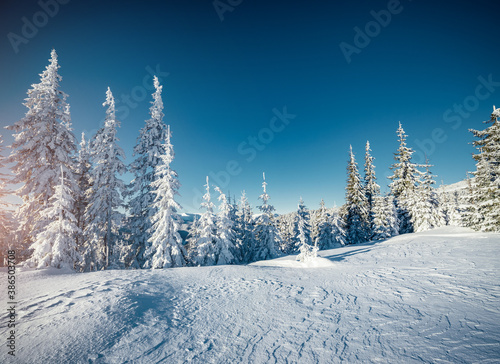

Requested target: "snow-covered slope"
[{"left": 3, "top": 227, "right": 500, "bottom": 363}]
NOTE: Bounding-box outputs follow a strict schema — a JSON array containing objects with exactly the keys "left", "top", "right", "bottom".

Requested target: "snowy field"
[{"left": 3, "top": 226, "right": 500, "bottom": 363}]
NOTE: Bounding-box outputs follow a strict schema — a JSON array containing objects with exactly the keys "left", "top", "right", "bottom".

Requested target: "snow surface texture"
[{"left": 2, "top": 227, "right": 499, "bottom": 363}]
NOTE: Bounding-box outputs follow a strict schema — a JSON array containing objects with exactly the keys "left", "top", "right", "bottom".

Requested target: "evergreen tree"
[
  {"left": 189, "top": 177, "right": 218, "bottom": 266},
  {"left": 127, "top": 76, "right": 168, "bottom": 267},
  {"left": 388, "top": 122, "right": 421, "bottom": 234},
  {"left": 469, "top": 106, "right": 500, "bottom": 232},
  {"left": 143, "top": 126, "right": 186, "bottom": 269},
  {"left": 292, "top": 198, "right": 312, "bottom": 252},
  {"left": 252, "top": 173, "right": 281, "bottom": 261},
  {"left": 315, "top": 200, "right": 346, "bottom": 249},
  {"left": 331, "top": 212, "right": 348, "bottom": 247},
  {"left": 6, "top": 49, "right": 77, "bottom": 261},
  {"left": 412, "top": 160, "right": 443, "bottom": 232},
  {"left": 83, "top": 88, "right": 127, "bottom": 271},
  {"left": 372, "top": 195, "right": 398, "bottom": 240},
  {"left": 343, "top": 146, "right": 369, "bottom": 244},
  {"left": 293, "top": 198, "right": 317, "bottom": 262},
  {"left": 235, "top": 191, "right": 255, "bottom": 263},
  {"left": 74, "top": 132, "right": 91, "bottom": 257},
  {"left": 26, "top": 167, "right": 81, "bottom": 269},
  {"left": 214, "top": 187, "right": 237, "bottom": 265},
  {"left": 364, "top": 141, "right": 380, "bottom": 238}
]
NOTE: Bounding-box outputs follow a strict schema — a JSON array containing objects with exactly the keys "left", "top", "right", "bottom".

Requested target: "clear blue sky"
[{"left": 0, "top": 0, "right": 499, "bottom": 214}]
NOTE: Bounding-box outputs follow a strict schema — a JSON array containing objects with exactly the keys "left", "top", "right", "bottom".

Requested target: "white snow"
[{"left": 3, "top": 226, "right": 500, "bottom": 363}]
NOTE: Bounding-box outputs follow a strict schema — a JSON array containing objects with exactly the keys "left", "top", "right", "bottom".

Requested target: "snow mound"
[{"left": 250, "top": 255, "right": 335, "bottom": 268}]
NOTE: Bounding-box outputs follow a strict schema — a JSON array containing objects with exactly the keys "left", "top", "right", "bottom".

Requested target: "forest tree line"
[{"left": 0, "top": 50, "right": 498, "bottom": 269}]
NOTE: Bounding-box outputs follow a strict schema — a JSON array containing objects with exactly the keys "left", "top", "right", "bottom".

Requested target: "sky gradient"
[{"left": 0, "top": 0, "right": 499, "bottom": 214}]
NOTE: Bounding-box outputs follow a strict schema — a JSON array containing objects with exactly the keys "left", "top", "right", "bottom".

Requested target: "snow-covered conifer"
[
  {"left": 343, "top": 146, "right": 369, "bottom": 244},
  {"left": 235, "top": 191, "right": 255, "bottom": 263},
  {"left": 293, "top": 198, "right": 317, "bottom": 262},
  {"left": 469, "top": 106, "right": 500, "bottom": 232},
  {"left": 189, "top": 177, "right": 218, "bottom": 266},
  {"left": 412, "top": 160, "right": 443, "bottom": 232},
  {"left": 292, "top": 198, "right": 312, "bottom": 252},
  {"left": 127, "top": 76, "right": 168, "bottom": 267},
  {"left": 74, "top": 133, "right": 91, "bottom": 254},
  {"left": 27, "top": 167, "right": 81, "bottom": 269},
  {"left": 83, "top": 88, "right": 127, "bottom": 271},
  {"left": 252, "top": 173, "right": 281, "bottom": 261},
  {"left": 6, "top": 49, "right": 77, "bottom": 259},
  {"left": 143, "top": 126, "right": 186, "bottom": 269},
  {"left": 214, "top": 187, "right": 237, "bottom": 265},
  {"left": 315, "top": 200, "right": 346, "bottom": 249},
  {"left": 364, "top": 141, "right": 380, "bottom": 238},
  {"left": 388, "top": 122, "right": 421, "bottom": 234}
]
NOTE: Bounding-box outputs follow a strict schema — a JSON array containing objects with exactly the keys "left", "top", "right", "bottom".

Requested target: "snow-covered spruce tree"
[
  {"left": 292, "top": 198, "right": 312, "bottom": 252},
  {"left": 388, "top": 122, "right": 421, "bottom": 234},
  {"left": 74, "top": 132, "right": 91, "bottom": 256},
  {"left": 214, "top": 187, "right": 237, "bottom": 265},
  {"left": 343, "top": 146, "right": 369, "bottom": 244},
  {"left": 364, "top": 141, "right": 380, "bottom": 238},
  {"left": 331, "top": 212, "right": 348, "bottom": 247},
  {"left": 235, "top": 191, "right": 255, "bottom": 263},
  {"left": 6, "top": 49, "right": 77, "bottom": 261},
  {"left": 315, "top": 200, "right": 345, "bottom": 249},
  {"left": 461, "top": 173, "right": 479, "bottom": 228},
  {"left": 252, "top": 173, "right": 281, "bottom": 261},
  {"left": 127, "top": 76, "right": 168, "bottom": 267},
  {"left": 188, "top": 177, "right": 218, "bottom": 266},
  {"left": 277, "top": 212, "right": 295, "bottom": 254},
  {"left": 412, "top": 160, "right": 443, "bottom": 232},
  {"left": 143, "top": 126, "right": 186, "bottom": 269},
  {"left": 371, "top": 195, "right": 399, "bottom": 240},
  {"left": 293, "top": 198, "right": 317, "bottom": 262},
  {"left": 83, "top": 88, "right": 127, "bottom": 271},
  {"left": 469, "top": 106, "right": 500, "bottom": 232},
  {"left": 26, "top": 167, "right": 81, "bottom": 269}
]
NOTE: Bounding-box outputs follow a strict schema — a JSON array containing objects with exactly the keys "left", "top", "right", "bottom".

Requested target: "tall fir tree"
[
  {"left": 469, "top": 106, "right": 500, "bottom": 232},
  {"left": 214, "top": 187, "right": 237, "bottom": 265},
  {"left": 412, "top": 160, "right": 443, "bottom": 232},
  {"left": 252, "top": 173, "right": 281, "bottom": 261},
  {"left": 372, "top": 195, "right": 399, "bottom": 240},
  {"left": 292, "top": 198, "right": 312, "bottom": 252},
  {"left": 74, "top": 132, "right": 91, "bottom": 257},
  {"left": 6, "top": 49, "right": 77, "bottom": 261},
  {"left": 189, "top": 177, "right": 218, "bottom": 266},
  {"left": 315, "top": 200, "right": 346, "bottom": 249},
  {"left": 26, "top": 167, "right": 81, "bottom": 269},
  {"left": 127, "top": 76, "right": 168, "bottom": 267},
  {"left": 235, "top": 191, "right": 256, "bottom": 263},
  {"left": 364, "top": 141, "right": 380, "bottom": 238},
  {"left": 143, "top": 126, "right": 186, "bottom": 269},
  {"left": 83, "top": 88, "right": 127, "bottom": 271},
  {"left": 388, "top": 122, "right": 421, "bottom": 234},
  {"left": 293, "top": 198, "right": 317, "bottom": 261},
  {"left": 343, "top": 146, "right": 369, "bottom": 244}
]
